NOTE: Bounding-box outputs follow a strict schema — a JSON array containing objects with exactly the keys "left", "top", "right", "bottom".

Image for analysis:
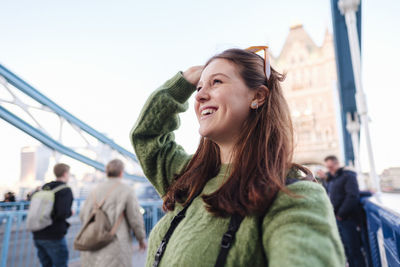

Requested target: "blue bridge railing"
[
  {"left": 2, "top": 196, "right": 400, "bottom": 267},
  {"left": 0, "top": 199, "right": 163, "bottom": 267},
  {"left": 363, "top": 197, "right": 400, "bottom": 267},
  {"left": 0, "top": 202, "right": 30, "bottom": 212}
]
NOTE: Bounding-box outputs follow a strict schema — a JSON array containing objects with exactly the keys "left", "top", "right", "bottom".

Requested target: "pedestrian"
[
  {"left": 130, "top": 47, "right": 345, "bottom": 266},
  {"left": 1, "top": 191, "right": 16, "bottom": 211},
  {"left": 79, "top": 159, "right": 147, "bottom": 267},
  {"left": 32, "top": 163, "right": 74, "bottom": 267},
  {"left": 3, "top": 191, "right": 16, "bottom": 202},
  {"left": 318, "top": 155, "right": 366, "bottom": 267}
]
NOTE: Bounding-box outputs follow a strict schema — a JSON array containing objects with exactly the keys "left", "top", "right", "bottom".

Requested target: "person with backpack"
[
  {"left": 29, "top": 163, "right": 73, "bottom": 267},
  {"left": 77, "top": 159, "right": 146, "bottom": 267},
  {"left": 130, "top": 47, "right": 346, "bottom": 267}
]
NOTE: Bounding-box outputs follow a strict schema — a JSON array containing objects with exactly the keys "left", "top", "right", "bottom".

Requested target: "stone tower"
[{"left": 273, "top": 24, "right": 342, "bottom": 165}]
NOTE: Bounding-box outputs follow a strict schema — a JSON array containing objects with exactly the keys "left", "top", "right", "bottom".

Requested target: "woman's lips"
[{"left": 199, "top": 106, "right": 218, "bottom": 120}]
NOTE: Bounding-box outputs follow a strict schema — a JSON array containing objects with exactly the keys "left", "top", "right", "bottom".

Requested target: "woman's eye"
[
  {"left": 213, "top": 79, "right": 222, "bottom": 85},
  {"left": 196, "top": 86, "right": 202, "bottom": 92}
]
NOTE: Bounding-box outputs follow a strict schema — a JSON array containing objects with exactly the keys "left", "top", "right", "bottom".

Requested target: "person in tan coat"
[{"left": 79, "top": 159, "right": 147, "bottom": 267}]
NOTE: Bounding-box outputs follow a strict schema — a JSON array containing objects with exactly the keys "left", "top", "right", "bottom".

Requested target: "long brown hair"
[{"left": 164, "top": 48, "right": 302, "bottom": 217}]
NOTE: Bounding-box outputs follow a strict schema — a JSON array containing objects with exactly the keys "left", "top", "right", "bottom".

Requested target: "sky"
[{"left": 0, "top": 0, "right": 399, "bottom": 187}]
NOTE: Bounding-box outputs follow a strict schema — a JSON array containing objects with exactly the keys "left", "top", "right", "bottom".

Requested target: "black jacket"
[
  {"left": 326, "top": 168, "right": 360, "bottom": 220},
  {"left": 33, "top": 181, "right": 74, "bottom": 240}
]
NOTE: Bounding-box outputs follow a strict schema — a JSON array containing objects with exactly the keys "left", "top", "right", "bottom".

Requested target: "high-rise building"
[
  {"left": 20, "top": 145, "right": 51, "bottom": 184},
  {"left": 380, "top": 167, "right": 400, "bottom": 192},
  {"left": 274, "top": 24, "right": 342, "bottom": 165}
]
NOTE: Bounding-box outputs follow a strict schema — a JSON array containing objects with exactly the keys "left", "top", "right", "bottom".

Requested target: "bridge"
[{"left": 0, "top": 0, "right": 399, "bottom": 266}]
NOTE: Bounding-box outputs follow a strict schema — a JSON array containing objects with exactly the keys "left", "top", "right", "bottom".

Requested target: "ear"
[{"left": 252, "top": 85, "right": 269, "bottom": 106}]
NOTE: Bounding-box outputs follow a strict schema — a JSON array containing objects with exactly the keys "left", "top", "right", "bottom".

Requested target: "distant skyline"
[{"left": 0, "top": 0, "right": 399, "bottom": 188}]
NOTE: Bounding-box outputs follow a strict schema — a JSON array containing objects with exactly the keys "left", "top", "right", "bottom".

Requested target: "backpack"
[
  {"left": 26, "top": 184, "right": 69, "bottom": 232},
  {"left": 73, "top": 183, "right": 125, "bottom": 251}
]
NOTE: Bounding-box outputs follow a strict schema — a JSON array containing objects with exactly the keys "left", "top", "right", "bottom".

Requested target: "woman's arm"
[
  {"left": 130, "top": 67, "right": 201, "bottom": 196},
  {"left": 262, "top": 182, "right": 346, "bottom": 267}
]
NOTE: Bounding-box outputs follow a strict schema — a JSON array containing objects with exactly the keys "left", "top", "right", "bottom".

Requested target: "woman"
[
  {"left": 79, "top": 159, "right": 147, "bottom": 267},
  {"left": 131, "top": 48, "right": 345, "bottom": 266}
]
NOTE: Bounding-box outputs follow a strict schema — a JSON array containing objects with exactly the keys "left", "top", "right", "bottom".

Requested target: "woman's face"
[{"left": 195, "top": 59, "right": 255, "bottom": 144}]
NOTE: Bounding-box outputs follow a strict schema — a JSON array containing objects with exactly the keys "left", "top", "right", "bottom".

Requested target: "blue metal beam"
[
  {"left": 0, "top": 105, "right": 145, "bottom": 182},
  {"left": 0, "top": 64, "right": 138, "bottom": 162},
  {"left": 330, "top": 0, "right": 362, "bottom": 165}
]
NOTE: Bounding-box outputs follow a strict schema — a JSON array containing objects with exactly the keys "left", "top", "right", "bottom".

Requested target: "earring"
[{"left": 251, "top": 101, "right": 258, "bottom": 109}]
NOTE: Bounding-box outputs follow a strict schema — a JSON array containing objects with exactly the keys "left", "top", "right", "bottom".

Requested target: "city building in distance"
[{"left": 274, "top": 24, "right": 342, "bottom": 166}]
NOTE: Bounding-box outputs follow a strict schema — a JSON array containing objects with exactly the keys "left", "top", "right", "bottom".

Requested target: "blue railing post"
[
  {"left": 1, "top": 214, "right": 13, "bottom": 267},
  {"left": 10, "top": 212, "right": 23, "bottom": 266},
  {"left": 18, "top": 214, "right": 28, "bottom": 267},
  {"left": 76, "top": 199, "right": 81, "bottom": 215},
  {"left": 152, "top": 204, "right": 158, "bottom": 229}
]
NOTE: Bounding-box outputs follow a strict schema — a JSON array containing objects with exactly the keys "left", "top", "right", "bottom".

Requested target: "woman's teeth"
[{"left": 201, "top": 109, "right": 216, "bottom": 116}]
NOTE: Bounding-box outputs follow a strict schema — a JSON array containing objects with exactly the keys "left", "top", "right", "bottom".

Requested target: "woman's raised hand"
[{"left": 183, "top": 65, "right": 203, "bottom": 86}]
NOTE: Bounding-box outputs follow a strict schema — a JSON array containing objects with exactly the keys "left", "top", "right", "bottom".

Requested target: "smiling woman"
[
  {"left": 165, "top": 50, "right": 295, "bottom": 217},
  {"left": 130, "top": 48, "right": 345, "bottom": 267}
]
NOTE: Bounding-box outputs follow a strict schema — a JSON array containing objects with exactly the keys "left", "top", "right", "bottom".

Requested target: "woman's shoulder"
[
  {"left": 265, "top": 181, "right": 331, "bottom": 219},
  {"left": 286, "top": 180, "right": 327, "bottom": 199},
  {"left": 261, "top": 180, "right": 336, "bottom": 244}
]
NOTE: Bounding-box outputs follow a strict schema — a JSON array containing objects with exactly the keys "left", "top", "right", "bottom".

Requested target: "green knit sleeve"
[
  {"left": 262, "top": 182, "right": 346, "bottom": 267},
  {"left": 130, "top": 72, "right": 197, "bottom": 196}
]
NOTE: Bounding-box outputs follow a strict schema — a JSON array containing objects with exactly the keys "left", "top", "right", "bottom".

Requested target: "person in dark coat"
[{"left": 318, "top": 155, "right": 366, "bottom": 267}]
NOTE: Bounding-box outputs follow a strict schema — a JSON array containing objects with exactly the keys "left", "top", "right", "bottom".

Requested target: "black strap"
[
  {"left": 214, "top": 213, "right": 244, "bottom": 267},
  {"left": 152, "top": 192, "right": 200, "bottom": 267},
  {"left": 285, "top": 177, "right": 300, "bottom": 186},
  {"left": 214, "top": 177, "right": 304, "bottom": 267}
]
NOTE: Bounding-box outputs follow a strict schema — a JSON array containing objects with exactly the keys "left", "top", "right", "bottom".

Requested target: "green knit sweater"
[{"left": 130, "top": 72, "right": 345, "bottom": 267}]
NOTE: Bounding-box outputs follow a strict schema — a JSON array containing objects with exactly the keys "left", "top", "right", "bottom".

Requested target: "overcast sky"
[{"left": 0, "top": 0, "right": 399, "bottom": 187}]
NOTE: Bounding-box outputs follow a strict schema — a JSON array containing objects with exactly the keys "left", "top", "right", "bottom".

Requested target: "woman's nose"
[{"left": 195, "top": 86, "right": 210, "bottom": 102}]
